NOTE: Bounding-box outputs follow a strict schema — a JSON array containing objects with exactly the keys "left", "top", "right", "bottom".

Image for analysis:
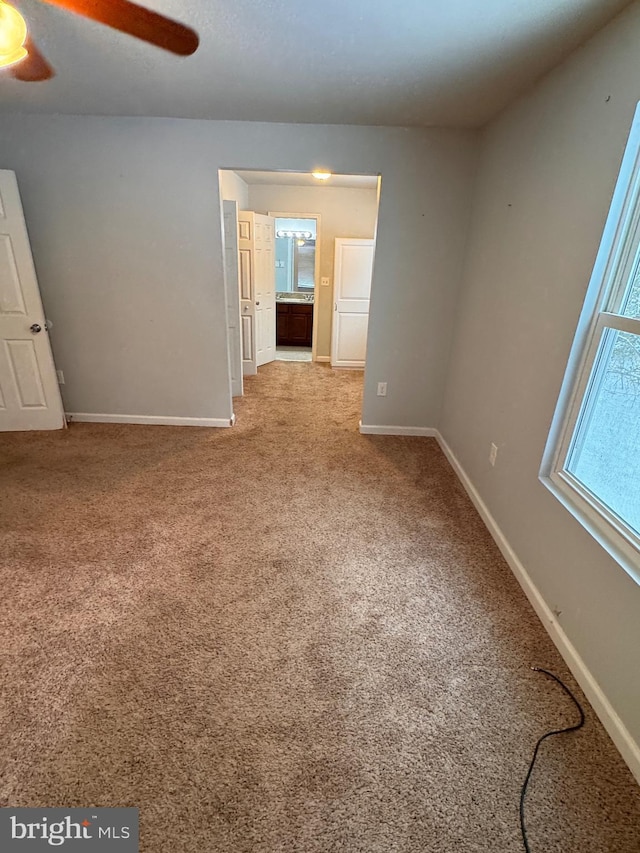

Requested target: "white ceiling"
[
  {"left": 0, "top": 0, "right": 632, "bottom": 128},
  {"left": 235, "top": 171, "right": 378, "bottom": 190}
]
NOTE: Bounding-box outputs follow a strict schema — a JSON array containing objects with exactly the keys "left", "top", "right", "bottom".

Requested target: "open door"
[
  {"left": 0, "top": 170, "right": 65, "bottom": 431},
  {"left": 331, "top": 238, "right": 375, "bottom": 369},
  {"left": 223, "top": 201, "right": 243, "bottom": 397},
  {"left": 256, "top": 216, "right": 276, "bottom": 366},
  {"left": 238, "top": 211, "right": 276, "bottom": 375}
]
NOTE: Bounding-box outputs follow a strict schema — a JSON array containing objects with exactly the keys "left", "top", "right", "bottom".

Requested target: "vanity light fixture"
[
  {"left": 0, "top": 0, "right": 28, "bottom": 69},
  {"left": 277, "top": 230, "right": 313, "bottom": 239},
  {"left": 311, "top": 171, "right": 332, "bottom": 181}
]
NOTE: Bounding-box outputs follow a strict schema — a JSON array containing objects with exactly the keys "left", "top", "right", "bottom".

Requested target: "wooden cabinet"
[{"left": 276, "top": 302, "right": 313, "bottom": 346}]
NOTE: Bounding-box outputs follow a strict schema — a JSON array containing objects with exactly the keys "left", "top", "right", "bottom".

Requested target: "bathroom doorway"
[{"left": 270, "top": 213, "right": 320, "bottom": 363}]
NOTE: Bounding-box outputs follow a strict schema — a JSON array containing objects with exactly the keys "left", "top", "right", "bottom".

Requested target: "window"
[{"left": 541, "top": 105, "right": 640, "bottom": 584}]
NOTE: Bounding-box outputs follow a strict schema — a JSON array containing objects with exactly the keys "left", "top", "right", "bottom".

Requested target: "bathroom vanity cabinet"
[{"left": 276, "top": 302, "right": 313, "bottom": 347}]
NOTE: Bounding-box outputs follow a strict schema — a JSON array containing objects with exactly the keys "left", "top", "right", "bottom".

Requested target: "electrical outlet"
[
  {"left": 56, "top": 370, "right": 65, "bottom": 385},
  {"left": 377, "top": 382, "right": 387, "bottom": 397},
  {"left": 321, "top": 277, "right": 330, "bottom": 287},
  {"left": 489, "top": 442, "right": 498, "bottom": 467}
]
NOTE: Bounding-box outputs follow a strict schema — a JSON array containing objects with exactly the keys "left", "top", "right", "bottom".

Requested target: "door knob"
[{"left": 30, "top": 323, "right": 42, "bottom": 334}]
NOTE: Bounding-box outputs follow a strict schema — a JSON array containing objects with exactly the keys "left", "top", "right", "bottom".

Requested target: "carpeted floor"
[{"left": 1, "top": 361, "right": 639, "bottom": 852}]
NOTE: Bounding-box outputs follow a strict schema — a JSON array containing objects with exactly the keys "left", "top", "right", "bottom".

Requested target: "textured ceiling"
[{"left": 0, "top": 0, "right": 633, "bottom": 127}]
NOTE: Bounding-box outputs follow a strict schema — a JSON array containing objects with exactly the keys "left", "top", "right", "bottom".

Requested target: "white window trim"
[{"left": 540, "top": 103, "right": 640, "bottom": 586}]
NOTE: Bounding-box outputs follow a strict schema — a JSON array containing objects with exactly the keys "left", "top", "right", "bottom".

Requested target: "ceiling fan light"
[
  {"left": 0, "top": 1, "right": 28, "bottom": 69},
  {"left": 0, "top": 44, "right": 26, "bottom": 67},
  {"left": 312, "top": 171, "right": 332, "bottom": 181}
]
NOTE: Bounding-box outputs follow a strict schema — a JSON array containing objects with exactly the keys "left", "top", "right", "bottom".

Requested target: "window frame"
[{"left": 540, "top": 104, "right": 640, "bottom": 586}]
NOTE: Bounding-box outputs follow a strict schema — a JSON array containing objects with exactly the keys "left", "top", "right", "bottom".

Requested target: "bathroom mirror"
[{"left": 275, "top": 217, "right": 316, "bottom": 293}]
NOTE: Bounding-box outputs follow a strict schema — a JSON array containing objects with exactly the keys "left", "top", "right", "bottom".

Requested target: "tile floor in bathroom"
[{"left": 275, "top": 347, "right": 312, "bottom": 362}]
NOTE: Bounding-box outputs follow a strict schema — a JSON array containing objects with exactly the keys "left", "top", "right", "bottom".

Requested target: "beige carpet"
[{"left": 1, "top": 361, "right": 639, "bottom": 852}]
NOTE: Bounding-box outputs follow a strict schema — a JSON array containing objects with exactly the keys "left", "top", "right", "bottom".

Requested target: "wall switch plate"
[
  {"left": 489, "top": 442, "right": 498, "bottom": 466},
  {"left": 321, "top": 277, "right": 330, "bottom": 287},
  {"left": 56, "top": 370, "right": 65, "bottom": 385},
  {"left": 377, "top": 382, "right": 387, "bottom": 397}
]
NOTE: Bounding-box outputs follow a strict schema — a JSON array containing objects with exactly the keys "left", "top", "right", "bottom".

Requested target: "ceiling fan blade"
[
  {"left": 41, "top": 0, "right": 199, "bottom": 56},
  {"left": 9, "top": 37, "right": 55, "bottom": 81}
]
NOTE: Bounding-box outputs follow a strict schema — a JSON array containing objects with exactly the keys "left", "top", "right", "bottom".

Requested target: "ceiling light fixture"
[
  {"left": 312, "top": 171, "right": 332, "bottom": 181},
  {"left": 0, "top": 0, "right": 28, "bottom": 69}
]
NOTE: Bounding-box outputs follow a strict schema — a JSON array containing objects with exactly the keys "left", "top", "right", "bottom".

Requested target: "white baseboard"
[
  {"left": 359, "top": 423, "right": 439, "bottom": 437},
  {"left": 315, "top": 356, "right": 331, "bottom": 363},
  {"left": 66, "top": 413, "right": 234, "bottom": 428},
  {"left": 435, "top": 430, "right": 640, "bottom": 785}
]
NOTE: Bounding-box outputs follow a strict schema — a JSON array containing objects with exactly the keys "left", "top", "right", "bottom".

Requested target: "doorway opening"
[
  {"left": 219, "top": 168, "right": 381, "bottom": 410},
  {"left": 272, "top": 214, "right": 318, "bottom": 363}
]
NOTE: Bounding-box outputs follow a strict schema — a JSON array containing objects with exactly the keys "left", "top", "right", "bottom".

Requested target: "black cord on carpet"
[{"left": 520, "top": 667, "right": 586, "bottom": 853}]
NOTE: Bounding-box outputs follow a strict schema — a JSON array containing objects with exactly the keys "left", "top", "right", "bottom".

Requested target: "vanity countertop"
[{"left": 276, "top": 295, "right": 315, "bottom": 305}]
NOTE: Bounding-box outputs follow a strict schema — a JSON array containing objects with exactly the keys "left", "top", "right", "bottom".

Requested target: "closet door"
[{"left": 331, "top": 238, "right": 375, "bottom": 369}]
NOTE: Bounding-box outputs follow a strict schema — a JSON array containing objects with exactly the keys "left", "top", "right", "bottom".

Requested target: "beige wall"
[
  {"left": 248, "top": 183, "right": 379, "bottom": 358},
  {"left": 441, "top": 2, "right": 640, "bottom": 749}
]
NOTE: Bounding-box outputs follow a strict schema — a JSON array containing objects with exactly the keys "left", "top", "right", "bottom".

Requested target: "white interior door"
[
  {"left": 0, "top": 170, "right": 65, "bottom": 431},
  {"left": 255, "top": 214, "right": 275, "bottom": 367},
  {"left": 238, "top": 211, "right": 257, "bottom": 376},
  {"left": 238, "top": 211, "right": 275, "bottom": 375},
  {"left": 331, "top": 238, "right": 375, "bottom": 369},
  {"left": 223, "top": 201, "right": 243, "bottom": 397}
]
